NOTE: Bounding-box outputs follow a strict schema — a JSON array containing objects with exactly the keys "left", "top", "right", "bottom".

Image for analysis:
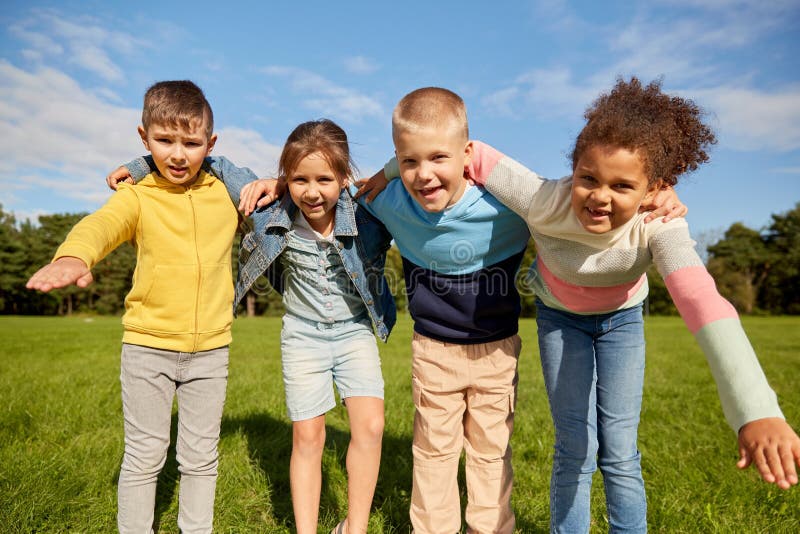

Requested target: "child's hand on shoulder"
[
  {"left": 738, "top": 417, "right": 800, "bottom": 490},
  {"left": 239, "top": 178, "right": 283, "bottom": 216},
  {"left": 642, "top": 186, "right": 687, "bottom": 223},
  {"left": 354, "top": 169, "right": 389, "bottom": 203},
  {"left": 26, "top": 257, "right": 93, "bottom": 292},
  {"left": 106, "top": 166, "right": 134, "bottom": 191}
]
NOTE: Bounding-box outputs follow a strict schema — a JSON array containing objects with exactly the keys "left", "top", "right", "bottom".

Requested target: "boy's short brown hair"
[
  {"left": 141, "top": 80, "right": 214, "bottom": 139},
  {"left": 392, "top": 87, "right": 469, "bottom": 142}
]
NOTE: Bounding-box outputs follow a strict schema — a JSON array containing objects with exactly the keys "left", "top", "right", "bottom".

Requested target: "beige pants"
[{"left": 410, "top": 333, "right": 521, "bottom": 534}]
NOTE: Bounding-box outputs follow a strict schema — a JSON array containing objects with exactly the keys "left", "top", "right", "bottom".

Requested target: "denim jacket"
[{"left": 125, "top": 155, "right": 396, "bottom": 341}]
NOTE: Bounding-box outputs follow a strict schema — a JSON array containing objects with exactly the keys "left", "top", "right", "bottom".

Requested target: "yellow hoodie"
[{"left": 55, "top": 170, "right": 238, "bottom": 352}]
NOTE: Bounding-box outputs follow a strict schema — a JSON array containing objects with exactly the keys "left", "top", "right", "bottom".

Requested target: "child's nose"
[
  {"left": 592, "top": 186, "right": 612, "bottom": 203},
  {"left": 170, "top": 145, "right": 187, "bottom": 162},
  {"left": 417, "top": 162, "right": 434, "bottom": 181}
]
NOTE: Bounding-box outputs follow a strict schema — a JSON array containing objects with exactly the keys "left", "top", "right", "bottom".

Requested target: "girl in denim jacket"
[{"left": 118, "top": 119, "right": 395, "bottom": 534}]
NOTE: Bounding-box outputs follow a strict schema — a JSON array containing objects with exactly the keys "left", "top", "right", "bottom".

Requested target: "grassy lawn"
[{"left": 1, "top": 315, "right": 798, "bottom": 532}]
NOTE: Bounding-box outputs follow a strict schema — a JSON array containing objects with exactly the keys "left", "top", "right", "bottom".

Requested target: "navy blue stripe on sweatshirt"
[{"left": 401, "top": 248, "right": 526, "bottom": 344}]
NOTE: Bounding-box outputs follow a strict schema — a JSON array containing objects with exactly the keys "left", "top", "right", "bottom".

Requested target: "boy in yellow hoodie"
[{"left": 26, "top": 80, "right": 238, "bottom": 534}]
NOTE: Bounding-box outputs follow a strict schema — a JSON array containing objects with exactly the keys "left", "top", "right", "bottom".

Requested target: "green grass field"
[{"left": 1, "top": 315, "right": 798, "bottom": 533}]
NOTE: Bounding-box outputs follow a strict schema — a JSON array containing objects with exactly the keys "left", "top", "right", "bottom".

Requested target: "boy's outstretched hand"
[
  {"left": 26, "top": 257, "right": 93, "bottom": 292},
  {"left": 107, "top": 166, "right": 134, "bottom": 191},
  {"left": 354, "top": 169, "right": 389, "bottom": 202},
  {"left": 642, "top": 186, "right": 688, "bottom": 223},
  {"left": 738, "top": 417, "right": 800, "bottom": 489}
]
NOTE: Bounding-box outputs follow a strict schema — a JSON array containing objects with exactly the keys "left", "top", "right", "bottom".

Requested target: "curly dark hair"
[{"left": 570, "top": 77, "right": 716, "bottom": 186}]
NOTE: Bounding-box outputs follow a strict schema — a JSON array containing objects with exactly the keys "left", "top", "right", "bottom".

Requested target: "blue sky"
[{"left": 1, "top": 0, "right": 798, "bottom": 242}]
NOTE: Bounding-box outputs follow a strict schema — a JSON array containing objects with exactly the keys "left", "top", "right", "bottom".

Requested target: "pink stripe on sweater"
[
  {"left": 466, "top": 141, "right": 505, "bottom": 186},
  {"left": 664, "top": 266, "right": 739, "bottom": 334},
  {"left": 538, "top": 258, "right": 646, "bottom": 313}
]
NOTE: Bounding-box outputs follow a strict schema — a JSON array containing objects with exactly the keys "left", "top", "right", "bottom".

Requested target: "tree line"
[{"left": 1, "top": 203, "right": 798, "bottom": 317}]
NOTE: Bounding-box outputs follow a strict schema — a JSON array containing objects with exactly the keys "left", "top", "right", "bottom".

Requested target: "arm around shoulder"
[{"left": 466, "top": 140, "right": 549, "bottom": 219}]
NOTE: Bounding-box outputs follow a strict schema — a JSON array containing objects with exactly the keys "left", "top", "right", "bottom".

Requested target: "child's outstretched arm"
[
  {"left": 738, "top": 417, "right": 800, "bottom": 489},
  {"left": 26, "top": 257, "right": 93, "bottom": 292}
]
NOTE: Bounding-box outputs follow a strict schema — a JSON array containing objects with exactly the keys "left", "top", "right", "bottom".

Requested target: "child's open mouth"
[
  {"left": 586, "top": 207, "right": 611, "bottom": 219},
  {"left": 169, "top": 166, "right": 188, "bottom": 176},
  {"left": 418, "top": 185, "right": 442, "bottom": 199}
]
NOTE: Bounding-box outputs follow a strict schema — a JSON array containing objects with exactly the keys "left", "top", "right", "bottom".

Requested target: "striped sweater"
[{"left": 467, "top": 141, "right": 783, "bottom": 432}]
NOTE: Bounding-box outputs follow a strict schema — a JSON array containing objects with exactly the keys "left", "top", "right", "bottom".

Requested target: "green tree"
[
  {"left": 516, "top": 238, "right": 537, "bottom": 317},
  {"left": 0, "top": 206, "right": 27, "bottom": 313},
  {"left": 706, "top": 222, "right": 770, "bottom": 314},
  {"left": 760, "top": 202, "right": 800, "bottom": 313},
  {"left": 20, "top": 213, "right": 88, "bottom": 315},
  {"left": 645, "top": 265, "right": 678, "bottom": 315}
]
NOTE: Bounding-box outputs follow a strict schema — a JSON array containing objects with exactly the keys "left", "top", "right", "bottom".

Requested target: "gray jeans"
[{"left": 117, "top": 343, "right": 229, "bottom": 534}]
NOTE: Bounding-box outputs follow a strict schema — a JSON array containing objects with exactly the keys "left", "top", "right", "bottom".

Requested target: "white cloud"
[
  {"left": 9, "top": 9, "right": 146, "bottom": 82},
  {"left": 261, "top": 66, "right": 384, "bottom": 122},
  {"left": 0, "top": 60, "right": 142, "bottom": 204},
  {"left": 692, "top": 85, "right": 800, "bottom": 151},
  {"left": 481, "top": 1, "right": 799, "bottom": 153},
  {"left": 0, "top": 61, "right": 285, "bottom": 212},
  {"left": 213, "top": 127, "right": 283, "bottom": 178},
  {"left": 343, "top": 56, "right": 380, "bottom": 75},
  {"left": 481, "top": 67, "right": 598, "bottom": 120}
]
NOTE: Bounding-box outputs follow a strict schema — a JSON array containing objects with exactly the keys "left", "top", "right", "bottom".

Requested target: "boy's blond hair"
[
  {"left": 141, "top": 80, "right": 214, "bottom": 139},
  {"left": 392, "top": 87, "right": 469, "bottom": 142}
]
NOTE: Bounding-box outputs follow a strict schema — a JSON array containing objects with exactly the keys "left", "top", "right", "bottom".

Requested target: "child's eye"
[
  {"left": 581, "top": 175, "right": 596, "bottom": 183},
  {"left": 401, "top": 158, "right": 416, "bottom": 165},
  {"left": 155, "top": 138, "right": 172, "bottom": 144}
]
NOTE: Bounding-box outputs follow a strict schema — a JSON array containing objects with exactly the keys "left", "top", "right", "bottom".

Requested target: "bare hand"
[
  {"left": 107, "top": 166, "right": 134, "bottom": 191},
  {"left": 26, "top": 257, "right": 93, "bottom": 292},
  {"left": 353, "top": 169, "right": 389, "bottom": 202},
  {"left": 738, "top": 417, "right": 800, "bottom": 490},
  {"left": 642, "top": 186, "right": 688, "bottom": 223},
  {"left": 239, "top": 178, "right": 283, "bottom": 216}
]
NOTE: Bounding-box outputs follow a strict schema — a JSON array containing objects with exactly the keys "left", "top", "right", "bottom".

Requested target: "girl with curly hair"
[{"left": 462, "top": 77, "right": 800, "bottom": 532}]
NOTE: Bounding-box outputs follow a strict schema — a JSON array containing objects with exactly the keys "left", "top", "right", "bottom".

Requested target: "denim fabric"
[
  {"left": 117, "top": 343, "right": 228, "bottom": 534},
  {"left": 125, "top": 155, "right": 396, "bottom": 341},
  {"left": 280, "top": 312, "right": 383, "bottom": 421},
  {"left": 279, "top": 229, "right": 366, "bottom": 323},
  {"left": 535, "top": 301, "right": 647, "bottom": 534}
]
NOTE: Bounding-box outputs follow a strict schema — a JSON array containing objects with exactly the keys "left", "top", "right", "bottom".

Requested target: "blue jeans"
[{"left": 536, "top": 301, "right": 647, "bottom": 533}]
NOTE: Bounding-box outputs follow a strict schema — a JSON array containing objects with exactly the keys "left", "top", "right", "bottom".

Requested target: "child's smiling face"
[
  {"left": 286, "top": 151, "right": 345, "bottom": 236},
  {"left": 394, "top": 123, "right": 473, "bottom": 213},
  {"left": 571, "top": 144, "right": 660, "bottom": 233}
]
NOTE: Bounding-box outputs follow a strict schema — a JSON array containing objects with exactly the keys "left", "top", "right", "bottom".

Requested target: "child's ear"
[
  {"left": 643, "top": 179, "right": 664, "bottom": 202},
  {"left": 463, "top": 140, "right": 474, "bottom": 167},
  {"left": 138, "top": 126, "right": 149, "bottom": 150},
  {"left": 206, "top": 133, "right": 218, "bottom": 155}
]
